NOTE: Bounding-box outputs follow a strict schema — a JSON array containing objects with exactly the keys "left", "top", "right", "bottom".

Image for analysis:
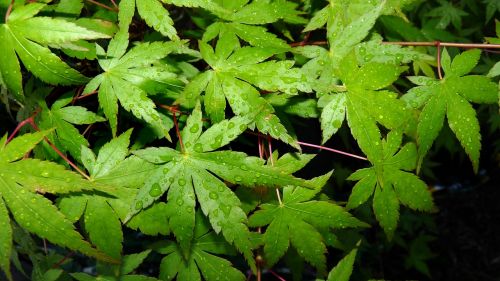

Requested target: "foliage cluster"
[{"left": 0, "top": 0, "right": 499, "bottom": 280}]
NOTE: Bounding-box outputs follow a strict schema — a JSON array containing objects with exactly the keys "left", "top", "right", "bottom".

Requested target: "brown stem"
[
  {"left": 4, "top": 0, "right": 14, "bottom": 23},
  {"left": 173, "top": 112, "right": 185, "bottom": 153},
  {"left": 51, "top": 252, "right": 75, "bottom": 269},
  {"left": 109, "top": 0, "right": 119, "bottom": 9},
  {"left": 436, "top": 41, "right": 443, "bottom": 79},
  {"left": 85, "top": 0, "right": 117, "bottom": 12},
  {"left": 297, "top": 141, "right": 368, "bottom": 161},
  {"left": 268, "top": 269, "right": 287, "bottom": 281}
]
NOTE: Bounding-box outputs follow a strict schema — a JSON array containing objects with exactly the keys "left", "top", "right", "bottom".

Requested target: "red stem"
[
  {"left": 85, "top": 0, "right": 117, "bottom": 11},
  {"left": 173, "top": 112, "right": 185, "bottom": 153},
  {"left": 4, "top": 0, "right": 14, "bottom": 23},
  {"left": 268, "top": 269, "right": 287, "bottom": 281},
  {"left": 7, "top": 111, "right": 92, "bottom": 180},
  {"left": 297, "top": 141, "right": 368, "bottom": 161},
  {"left": 52, "top": 252, "right": 75, "bottom": 269},
  {"left": 436, "top": 41, "right": 443, "bottom": 79}
]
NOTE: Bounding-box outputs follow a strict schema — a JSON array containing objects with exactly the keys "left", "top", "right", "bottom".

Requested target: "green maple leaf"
[
  {"left": 403, "top": 49, "right": 498, "bottom": 172},
  {"left": 177, "top": 34, "right": 312, "bottom": 148},
  {"left": 83, "top": 38, "right": 187, "bottom": 137},
  {"left": 346, "top": 131, "right": 435, "bottom": 239},
  {"left": 426, "top": 0, "right": 468, "bottom": 30},
  {"left": 248, "top": 184, "right": 366, "bottom": 273},
  {"left": 0, "top": 2, "right": 110, "bottom": 101},
  {"left": 0, "top": 131, "right": 116, "bottom": 279},
  {"left": 326, "top": 246, "right": 358, "bottom": 281},
  {"left": 58, "top": 130, "right": 158, "bottom": 260},
  {"left": 304, "top": 1, "right": 385, "bottom": 66},
  {"left": 114, "top": 0, "right": 178, "bottom": 40},
  {"left": 126, "top": 102, "right": 327, "bottom": 271},
  {"left": 157, "top": 212, "right": 246, "bottom": 281},
  {"left": 36, "top": 93, "right": 105, "bottom": 161},
  {"left": 168, "top": 0, "right": 304, "bottom": 51},
  {"left": 319, "top": 52, "right": 410, "bottom": 161}
]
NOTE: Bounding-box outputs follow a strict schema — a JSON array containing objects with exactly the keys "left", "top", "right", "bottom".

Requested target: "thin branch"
[
  {"left": 6, "top": 110, "right": 41, "bottom": 143},
  {"left": 266, "top": 136, "right": 282, "bottom": 205},
  {"left": 4, "top": 0, "right": 14, "bottom": 23},
  {"left": 85, "top": 0, "right": 117, "bottom": 12},
  {"left": 7, "top": 112, "right": 92, "bottom": 180},
  {"left": 297, "top": 141, "right": 368, "bottom": 161},
  {"left": 436, "top": 41, "right": 443, "bottom": 79},
  {"left": 173, "top": 112, "right": 185, "bottom": 153},
  {"left": 383, "top": 41, "right": 500, "bottom": 49},
  {"left": 109, "top": 0, "right": 119, "bottom": 9},
  {"left": 52, "top": 252, "right": 75, "bottom": 269},
  {"left": 268, "top": 269, "right": 287, "bottom": 281}
]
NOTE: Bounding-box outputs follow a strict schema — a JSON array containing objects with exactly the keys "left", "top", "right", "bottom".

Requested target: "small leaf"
[
  {"left": 327, "top": 246, "right": 358, "bottom": 281},
  {"left": 373, "top": 185, "right": 399, "bottom": 239}
]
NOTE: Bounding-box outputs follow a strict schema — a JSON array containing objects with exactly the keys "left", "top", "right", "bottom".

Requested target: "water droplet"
[
  {"left": 41, "top": 171, "right": 50, "bottom": 177},
  {"left": 149, "top": 183, "right": 162, "bottom": 197},
  {"left": 235, "top": 176, "right": 243, "bottom": 182},
  {"left": 227, "top": 122, "right": 235, "bottom": 129},
  {"left": 189, "top": 123, "right": 199, "bottom": 133},
  {"left": 209, "top": 192, "right": 219, "bottom": 199},
  {"left": 193, "top": 143, "right": 203, "bottom": 152},
  {"left": 135, "top": 201, "right": 143, "bottom": 210},
  {"left": 163, "top": 167, "right": 169, "bottom": 174},
  {"left": 178, "top": 178, "right": 186, "bottom": 186},
  {"left": 176, "top": 198, "right": 184, "bottom": 206}
]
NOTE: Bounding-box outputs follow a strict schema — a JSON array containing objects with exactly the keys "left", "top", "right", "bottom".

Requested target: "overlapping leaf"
[
  {"left": 346, "top": 131, "right": 435, "bottom": 238},
  {"left": 157, "top": 213, "right": 245, "bottom": 281},
  {"left": 177, "top": 34, "right": 312, "bottom": 147},
  {"left": 403, "top": 49, "right": 498, "bottom": 172},
  {"left": 319, "top": 53, "right": 410, "bottom": 162},
  {"left": 0, "top": 2, "right": 109, "bottom": 100},
  {"left": 58, "top": 130, "right": 157, "bottom": 260},
  {"left": 83, "top": 39, "right": 187, "bottom": 136},
  {"left": 36, "top": 93, "right": 105, "bottom": 160},
  {"left": 0, "top": 132, "right": 115, "bottom": 279},
  {"left": 127, "top": 103, "right": 328, "bottom": 270},
  {"left": 248, "top": 185, "right": 366, "bottom": 273}
]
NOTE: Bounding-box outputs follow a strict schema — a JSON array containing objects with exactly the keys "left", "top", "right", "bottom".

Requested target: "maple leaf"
[
  {"left": 325, "top": 245, "right": 358, "bottom": 281},
  {"left": 426, "top": 0, "right": 468, "bottom": 30},
  {"left": 177, "top": 34, "right": 312, "bottom": 148},
  {"left": 35, "top": 93, "right": 105, "bottom": 161},
  {"left": 346, "top": 131, "right": 435, "bottom": 239},
  {"left": 248, "top": 184, "right": 366, "bottom": 274},
  {"left": 403, "top": 48, "right": 498, "bottom": 172},
  {"left": 113, "top": 0, "right": 178, "bottom": 40},
  {"left": 168, "top": 0, "right": 305, "bottom": 51},
  {"left": 0, "top": 2, "right": 110, "bottom": 101},
  {"left": 157, "top": 212, "right": 246, "bottom": 281},
  {"left": 0, "top": 131, "right": 116, "bottom": 279},
  {"left": 58, "top": 130, "right": 158, "bottom": 260},
  {"left": 83, "top": 38, "right": 188, "bottom": 137},
  {"left": 319, "top": 52, "right": 411, "bottom": 161},
  {"left": 126, "top": 102, "right": 328, "bottom": 270}
]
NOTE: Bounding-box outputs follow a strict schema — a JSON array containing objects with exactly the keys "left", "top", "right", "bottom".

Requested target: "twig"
[
  {"left": 436, "top": 41, "right": 443, "bottom": 79},
  {"left": 52, "top": 252, "right": 75, "bottom": 269},
  {"left": 268, "top": 269, "right": 287, "bottom": 281},
  {"left": 7, "top": 111, "right": 92, "bottom": 180},
  {"left": 173, "top": 112, "right": 185, "bottom": 153},
  {"left": 289, "top": 40, "right": 500, "bottom": 49},
  {"left": 266, "top": 136, "right": 282, "bottom": 205},
  {"left": 109, "top": 0, "right": 119, "bottom": 9},
  {"left": 4, "top": 0, "right": 14, "bottom": 23},
  {"left": 85, "top": 0, "right": 117, "bottom": 12},
  {"left": 297, "top": 141, "right": 368, "bottom": 161}
]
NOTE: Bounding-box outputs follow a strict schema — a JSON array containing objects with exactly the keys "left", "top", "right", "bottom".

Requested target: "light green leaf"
[
  {"left": 136, "top": 0, "right": 178, "bottom": 40},
  {"left": 327, "top": 246, "right": 358, "bottom": 281},
  {"left": 321, "top": 93, "right": 346, "bottom": 143},
  {"left": 449, "top": 48, "right": 481, "bottom": 77},
  {"left": 416, "top": 96, "right": 446, "bottom": 168},
  {"left": 389, "top": 170, "right": 434, "bottom": 211},
  {"left": 373, "top": 185, "right": 399, "bottom": 239},
  {"left": 84, "top": 197, "right": 123, "bottom": 260},
  {"left": 447, "top": 93, "right": 481, "bottom": 172},
  {"left": 0, "top": 198, "right": 12, "bottom": 281}
]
